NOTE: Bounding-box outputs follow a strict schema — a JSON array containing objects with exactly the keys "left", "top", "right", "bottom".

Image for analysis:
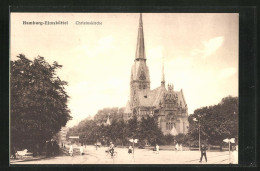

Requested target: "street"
[{"left": 11, "top": 145, "right": 237, "bottom": 165}]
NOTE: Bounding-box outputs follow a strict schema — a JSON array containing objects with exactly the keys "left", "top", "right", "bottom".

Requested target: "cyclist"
[{"left": 108, "top": 142, "right": 114, "bottom": 156}]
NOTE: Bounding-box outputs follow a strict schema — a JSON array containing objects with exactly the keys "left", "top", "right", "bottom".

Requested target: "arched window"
[{"left": 166, "top": 113, "right": 175, "bottom": 130}]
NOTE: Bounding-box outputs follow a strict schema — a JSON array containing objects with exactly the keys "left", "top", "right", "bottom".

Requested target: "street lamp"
[
  {"left": 193, "top": 115, "right": 201, "bottom": 151},
  {"left": 95, "top": 133, "right": 98, "bottom": 150}
]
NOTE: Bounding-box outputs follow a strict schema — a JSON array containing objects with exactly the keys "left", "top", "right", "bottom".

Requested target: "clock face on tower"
[{"left": 139, "top": 70, "right": 146, "bottom": 80}]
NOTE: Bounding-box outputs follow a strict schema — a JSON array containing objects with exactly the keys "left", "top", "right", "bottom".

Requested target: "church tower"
[
  {"left": 125, "top": 13, "right": 189, "bottom": 135},
  {"left": 130, "top": 14, "right": 151, "bottom": 107},
  {"left": 161, "top": 57, "right": 165, "bottom": 87}
]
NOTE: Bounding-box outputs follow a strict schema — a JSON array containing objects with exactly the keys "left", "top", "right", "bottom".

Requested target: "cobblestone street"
[{"left": 11, "top": 145, "right": 237, "bottom": 165}]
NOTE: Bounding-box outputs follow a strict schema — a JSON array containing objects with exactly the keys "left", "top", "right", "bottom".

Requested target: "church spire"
[
  {"left": 105, "top": 113, "right": 111, "bottom": 126},
  {"left": 135, "top": 13, "right": 146, "bottom": 60},
  {"left": 161, "top": 56, "right": 165, "bottom": 87}
]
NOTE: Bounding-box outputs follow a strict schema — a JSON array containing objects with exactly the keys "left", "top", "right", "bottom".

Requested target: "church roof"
[
  {"left": 152, "top": 86, "right": 167, "bottom": 106},
  {"left": 137, "top": 86, "right": 187, "bottom": 109},
  {"left": 137, "top": 90, "right": 157, "bottom": 107},
  {"left": 137, "top": 86, "right": 166, "bottom": 107},
  {"left": 175, "top": 90, "right": 187, "bottom": 108}
]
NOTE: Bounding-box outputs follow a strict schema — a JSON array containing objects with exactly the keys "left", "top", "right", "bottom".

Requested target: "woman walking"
[
  {"left": 156, "top": 144, "right": 159, "bottom": 154},
  {"left": 69, "top": 145, "right": 74, "bottom": 157}
]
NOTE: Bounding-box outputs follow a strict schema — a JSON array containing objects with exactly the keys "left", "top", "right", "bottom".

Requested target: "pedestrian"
[
  {"left": 156, "top": 144, "right": 159, "bottom": 154},
  {"left": 199, "top": 143, "right": 207, "bottom": 162},
  {"left": 175, "top": 143, "right": 179, "bottom": 151},
  {"left": 232, "top": 144, "right": 238, "bottom": 164},
  {"left": 80, "top": 145, "right": 84, "bottom": 155},
  {"left": 180, "top": 144, "right": 183, "bottom": 151},
  {"left": 50, "top": 139, "right": 55, "bottom": 156},
  {"left": 128, "top": 145, "right": 133, "bottom": 154},
  {"left": 69, "top": 145, "right": 74, "bottom": 157}
]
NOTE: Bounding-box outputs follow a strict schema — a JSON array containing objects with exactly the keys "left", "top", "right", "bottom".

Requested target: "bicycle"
[{"left": 105, "top": 149, "right": 117, "bottom": 159}]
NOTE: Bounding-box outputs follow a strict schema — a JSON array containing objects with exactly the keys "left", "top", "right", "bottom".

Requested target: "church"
[{"left": 124, "top": 14, "right": 189, "bottom": 135}]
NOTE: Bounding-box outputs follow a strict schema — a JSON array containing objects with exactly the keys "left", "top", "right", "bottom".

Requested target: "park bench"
[
  {"left": 16, "top": 149, "right": 33, "bottom": 159},
  {"left": 189, "top": 147, "right": 199, "bottom": 151}
]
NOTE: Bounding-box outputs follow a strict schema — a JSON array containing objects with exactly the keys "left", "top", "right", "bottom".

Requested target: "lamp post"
[
  {"left": 95, "top": 133, "right": 98, "bottom": 150},
  {"left": 84, "top": 136, "right": 86, "bottom": 148},
  {"left": 129, "top": 138, "right": 138, "bottom": 161},
  {"left": 193, "top": 115, "right": 201, "bottom": 151},
  {"left": 199, "top": 117, "right": 201, "bottom": 151}
]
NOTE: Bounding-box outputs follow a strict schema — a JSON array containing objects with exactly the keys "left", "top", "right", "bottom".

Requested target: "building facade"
[{"left": 124, "top": 14, "right": 189, "bottom": 135}]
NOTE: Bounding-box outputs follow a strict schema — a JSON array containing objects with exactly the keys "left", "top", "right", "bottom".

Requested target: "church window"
[
  {"left": 166, "top": 113, "right": 175, "bottom": 130},
  {"left": 143, "top": 85, "right": 146, "bottom": 89},
  {"left": 139, "top": 70, "right": 146, "bottom": 80},
  {"left": 166, "top": 122, "right": 174, "bottom": 130}
]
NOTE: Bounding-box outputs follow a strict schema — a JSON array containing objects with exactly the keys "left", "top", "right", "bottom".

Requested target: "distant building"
[
  {"left": 105, "top": 114, "right": 111, "bottom": 126},
  {"left": 55, "top": 126, "right": 69, "bottom": 145},
  {"left": 124, "top": 14, "right": 189, "bottom": 135},
  {"left": 86, "top": 114, "right": 94, "bottom": 121}
]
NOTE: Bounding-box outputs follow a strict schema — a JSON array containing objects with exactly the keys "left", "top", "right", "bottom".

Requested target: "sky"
[{"left": 11, "top": 13, "right": 238, "bottom": 127}]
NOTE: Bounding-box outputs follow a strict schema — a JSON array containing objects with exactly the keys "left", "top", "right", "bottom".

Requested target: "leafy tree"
[
  {"left": 67, "top": 107, "right": 126, "bottom": 146},
  {"left": 10, "top": 54, "right": 71, "bottom": 151},
  {"left": 67, "top": 120, "right": 99, "bottom": 144},
  {"left": 163, "top": 134, "right": 175, "bottom": 145},
  {"left": 115, "top": 119, "right": 128, "bottom": 145},
  {"left": 94, "top": 107, "right": 124, "bottom": 124},
  {"left": 174, "top": 134, "right": 189, "bottom": 146},
  {"left": 188, "top": 96, "right": 238, "bottom": 147},
  {"left": 127, "top": 115, "right": 139, "bottom": 139},
  {"left": 104, "top": 118, "right": 128, "bottom": 145},
  {"left": 139, "top": 116, "right": 164, "bottom": 145}
]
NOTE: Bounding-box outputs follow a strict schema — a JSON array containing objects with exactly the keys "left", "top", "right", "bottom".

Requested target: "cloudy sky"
[{"left": 11, "top": 13, "right": 238, "bottom": 127}]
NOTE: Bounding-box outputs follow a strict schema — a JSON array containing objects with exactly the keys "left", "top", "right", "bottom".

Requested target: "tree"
[
  {"left": 163, "top": 134, "right": 174, "bottom": 145},
  {"left": 127, "top": 115, "right": 139, "bottom": 139},
  {"left": 139, "top": 116, "right": 164, "bottom": 145},
  {"left": 174, "top": 134, "right": 189, "bottom": 146},
  {"left": 188, "top": 96, "right": 238, "bottom": 146},
  {"left": 115, "top": 118, "right": 128, "bottom": 145},
  {"left": 10, "top": 54, "right": 71, "bottom": 151},
  {"left": 67, "top": 120, "right": 99, "bottom": 145},
  {"left": 94, "top": 107, "right": 124, "bottom": 124}
]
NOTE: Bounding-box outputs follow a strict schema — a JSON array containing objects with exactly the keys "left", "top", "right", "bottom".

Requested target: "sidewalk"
[
  {"left": 10, "top": 155, "right": 47, "bottom": 163},
  {"left": 10, "top": 148, "right": 69, "bottom": 164}
]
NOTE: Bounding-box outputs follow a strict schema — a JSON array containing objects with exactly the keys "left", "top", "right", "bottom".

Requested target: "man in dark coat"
[{"left": 199, "top": 143, "right": 207, "bottom": 162}]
